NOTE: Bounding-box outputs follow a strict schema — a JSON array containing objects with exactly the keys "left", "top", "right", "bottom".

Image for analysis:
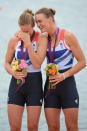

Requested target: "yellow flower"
[
  {"left": 12, "top": 65, "right": 16, "bottom": 70},
  {"left": 16, "top": 65, "right": 20, "bottom": 70},
  {"left": 12, "top": 60, "right": 20, "bottom": 71},
  {"left": 14, "top": 60, "right": 19, "bottom": 65}
]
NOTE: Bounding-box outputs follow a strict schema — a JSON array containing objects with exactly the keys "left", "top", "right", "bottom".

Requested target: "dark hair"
[
  {"left": 35, "top": 8, "right": 56, "bottom": 22},
  {"left": 18, "top": 9, "right": 35, "bottom": 27}
]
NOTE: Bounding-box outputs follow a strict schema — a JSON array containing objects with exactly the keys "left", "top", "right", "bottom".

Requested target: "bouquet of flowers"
[
  {"left": 12, "top": 59, "right": 28, "bottom": 92},
  {"left": 45, "top": 63, "right": 59, "bottom": 89}
]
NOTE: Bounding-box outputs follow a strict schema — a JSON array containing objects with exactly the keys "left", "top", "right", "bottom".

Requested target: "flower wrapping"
[
  {"left": 45, "top": 63, "right": 59, "bottom": 89},
  {"left": 12, "top": 59, "right": 28, "bottom": 92}
]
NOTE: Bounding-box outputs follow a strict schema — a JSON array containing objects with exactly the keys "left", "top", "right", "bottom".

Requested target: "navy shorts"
[
  {"left": 8, "top": 72, "right": 43, "bottom": 106},
  {"left": 44, "top": 69, "right": 79, "bottom": 109}
]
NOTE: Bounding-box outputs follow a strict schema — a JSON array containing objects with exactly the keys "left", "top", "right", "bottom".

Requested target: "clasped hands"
[
  {"left": 15, "top": 30, "right": 31, "bottom": 48},
  {"left": 49, "top": 73, "right": 65, "bottom": 86}
]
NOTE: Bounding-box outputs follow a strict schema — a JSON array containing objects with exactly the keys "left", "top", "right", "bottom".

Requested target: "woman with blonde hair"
[{"left": 5, "top": 9, "right": 48, "bottom": 131}]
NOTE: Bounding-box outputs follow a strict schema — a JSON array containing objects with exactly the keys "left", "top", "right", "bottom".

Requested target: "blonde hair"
[
  {"left": 35, "top": 8, "right": 56, "bottom": 22},
  {"left": 18, "top": 9, "right": 35, "bottom": 27}
]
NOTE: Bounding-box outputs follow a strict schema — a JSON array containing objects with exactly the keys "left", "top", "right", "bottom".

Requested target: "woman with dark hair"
[{"left": 35, "top": 8, "right": 86, "bottom": 131}]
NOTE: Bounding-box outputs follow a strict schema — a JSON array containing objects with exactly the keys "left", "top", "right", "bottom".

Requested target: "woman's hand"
[
  {"left": 16, "top": 31, "right": 31, "bottom": 48},
  {"left": 49, "top": 73, "right": 65, "bottom": 86},
  {"left": 12, "top": 70, "right": 25, "bottom": 79},
  {"left": 15, "top": 30, "right": 21, "bottom": 37}
]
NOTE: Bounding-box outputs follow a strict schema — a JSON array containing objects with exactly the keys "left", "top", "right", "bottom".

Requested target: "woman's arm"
[
  {"left": 4, "top": 37, "right": 24, "bottom": 79},
  {"left": 64, "top": 31, "right": 86, "bottom": 78},
  {"left": 5, "top": 37, "right": 15, "bottom": 75},
  {"left": 49, "top": 30, "right": 86, "bottom": 86},
  {"left": 27, "top": 33, "right": 48, "bottom": 68},
  {"left": 17, "top": 32, "right": 48, "bottom": 68}
]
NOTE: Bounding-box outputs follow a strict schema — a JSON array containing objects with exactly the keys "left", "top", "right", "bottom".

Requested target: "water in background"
[{"left": 0, "top": 0, "right": 87, "bottom": 130}]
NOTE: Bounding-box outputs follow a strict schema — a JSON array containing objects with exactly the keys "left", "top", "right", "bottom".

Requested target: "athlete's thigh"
[
  {"left": 44, "top": 108, "right": 61, "bottom": 127},
  {"left": 27, "top": 106, "right": 42, "bottom": 125},
  {"left": 63, "top": 108, "right": 79, "bottom": 126},
  {"left": 8, "top": 104, "right": 24, "bottom": 127}
]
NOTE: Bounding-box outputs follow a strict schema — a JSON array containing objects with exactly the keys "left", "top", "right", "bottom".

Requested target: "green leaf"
[{"left": 17, "top": 79, "right": 21, "bottom": 85}]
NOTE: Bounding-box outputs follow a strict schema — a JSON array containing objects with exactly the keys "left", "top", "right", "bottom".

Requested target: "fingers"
[
  {"left": 18, "top": 32, "right": 29, "bottom": 37},
  {"left": 18, "top": 72, "right": 25, "bottom": 77},
  {"left": 17, "top": 32, "right": 30, "bottom": 47},
  {"left": 52, "top": 81, "right": 59, "bottom": 86},
  {"left": 49, "top": 73, "right": 64, "bottom": 86},
  {"left": 17, "top": 32, "right": 24, "bottom": 39},
  {"left": 13, "top": 71, "right": 25, "bottom": 79},
  {"left": 49, "top": 74, "right": 58, "bottom": 80},
  {"left": 49, "top": 78, "right": 59, "bottom": 86},
  {"left": 49, "top": 75, "right": 59, "bottom": 86},
  {"left": 15, "top": 30, "right": 21, "bottom": 37},
  {"left": 49, "top": 79, "right": 57, "bottom": 83}
]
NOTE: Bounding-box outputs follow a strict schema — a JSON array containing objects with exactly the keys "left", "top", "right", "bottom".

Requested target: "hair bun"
[
  {"left": 49, "top": 8, "right": 56, "bottom": 15},
  {"left": 24, "top": 9, "right": 34, "bottom": 16}
]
